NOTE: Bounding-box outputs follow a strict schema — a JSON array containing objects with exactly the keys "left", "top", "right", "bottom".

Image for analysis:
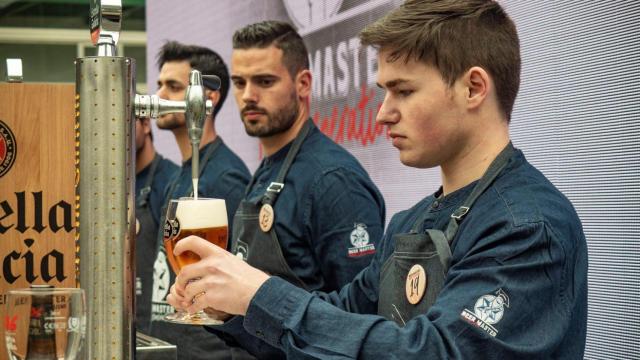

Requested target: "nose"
[
  {"left": 241, "top": 83, "right": 258, "bottom": 104},
  {"left": 156, "top": 84, "right": 167, "bottom": 99},
  {"left": 376, "top": 92, "right": 399, "bottom": 125}
]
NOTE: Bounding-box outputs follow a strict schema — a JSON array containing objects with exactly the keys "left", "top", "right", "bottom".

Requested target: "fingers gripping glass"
[
  {"left": 163, "top": 197, "right": 228, "bottom": 325},
  {"left": 4, "top": 287, "right": 86, "bottom": 360}
]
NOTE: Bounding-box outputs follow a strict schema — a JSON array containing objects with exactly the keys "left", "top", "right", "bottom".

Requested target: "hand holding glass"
[{"left": 163, "top": 197, "right": 228, "bottom": 325}]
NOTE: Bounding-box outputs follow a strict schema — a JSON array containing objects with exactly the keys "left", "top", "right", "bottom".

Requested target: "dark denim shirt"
[
  {"left": 209, "top": 122, "right": 386, "bottom": 357},
  {"left": 226, "top": 149, "right": 588, "bottom": 359},
  {"left": 239, "top": 122, "right": 386, "bottom": 291},
  {"left": 135, "top": 154, "right": 179, "bottom": 224}
]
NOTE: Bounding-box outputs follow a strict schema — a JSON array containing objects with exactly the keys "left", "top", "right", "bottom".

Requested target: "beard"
[
  {"left": 241, "top": 92, "right": 299, "bottom": 138},
  {"left": 156, "top": 113, "right": 184, "bottom": 130}
]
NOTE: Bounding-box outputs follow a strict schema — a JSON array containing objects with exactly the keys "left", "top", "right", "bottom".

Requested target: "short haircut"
[
  {"left": 360, "top": 0, "right": 521, "bottom": 121},
  {"left": 232, "top": 20, "right": 309, "bottom": 79},
  {"left": 156, "top": 41, "right": 229, "bottom": 118}
]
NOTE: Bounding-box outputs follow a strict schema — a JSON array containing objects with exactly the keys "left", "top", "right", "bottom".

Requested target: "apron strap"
[
  {"left": 253, "top": 119, "right": 313, "bottom": 206},
  {"left": 137, "top": 154, "right": 161, "bottom": 207},
  {"left": 443, "top": 142, "right": 515, "bottom": 243}
]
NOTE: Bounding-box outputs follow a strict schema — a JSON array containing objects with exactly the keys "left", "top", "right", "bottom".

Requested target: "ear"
[
  {"left": 141, "top": 117, "right": 152, "bottom": 136},
  {"left": 295, "top": 69, "right": 312, "bottom": 99},
  {"left": 462, "top": 66, "right": 490, "bottom": 110},
  {"left": 206, "top": 89, "right": 221, "bottom": 108}
]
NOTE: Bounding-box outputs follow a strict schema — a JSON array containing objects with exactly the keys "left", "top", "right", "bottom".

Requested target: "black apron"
[
  {"left": 378, "top": 143, "right": 515, "bottom": 326},
  {"left": 135, "top": 154, "right": 160, "bottom": 334},
  {"left": 231, "top": 120, "right": 312, "bottom": 290}
]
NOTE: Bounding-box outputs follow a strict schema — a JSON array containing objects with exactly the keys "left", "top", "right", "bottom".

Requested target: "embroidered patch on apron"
[{"left": 236, "top": 239, "right": 249, "bottom": 261}]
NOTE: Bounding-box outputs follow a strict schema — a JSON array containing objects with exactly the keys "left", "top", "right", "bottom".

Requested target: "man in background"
[
  {"left": 149, "top": 41, "right": 251, "bottom": 360},
  {"left": 134, "top": 116, "right": 178, "bottom": 334},
  {"left": 202, "top": 21, "right": 386, "bottom": 358}
]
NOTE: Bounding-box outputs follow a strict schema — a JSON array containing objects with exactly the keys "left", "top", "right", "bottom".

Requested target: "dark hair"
[
  {"left": 232, "top": 20, "right": 309, "bottom": 79},
  {"left": 360, "top": 0, "right": 521, "bottom": 121},
  {"left": 156, "top": 41, "right": 229, "bottom": 118}
]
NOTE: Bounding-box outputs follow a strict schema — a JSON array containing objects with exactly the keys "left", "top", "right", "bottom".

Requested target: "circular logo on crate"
[{"left": 0, "top": 120, "right": 17, "bottom": 178}]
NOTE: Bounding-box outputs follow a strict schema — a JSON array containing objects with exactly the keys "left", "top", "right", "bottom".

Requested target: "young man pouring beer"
[{"left": 167, "top": 1, "right": 588, "bottom": 359}]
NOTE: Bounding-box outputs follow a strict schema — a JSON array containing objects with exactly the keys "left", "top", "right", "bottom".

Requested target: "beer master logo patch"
[
  {"left": 0, "top": 120, "right": 17, "bottom": 178},
  {"left": 348, "top": 223, "right": 375, "bottom": 257},
  {"left": 460, "top": 289, "right": 510, "bottom": 337}
]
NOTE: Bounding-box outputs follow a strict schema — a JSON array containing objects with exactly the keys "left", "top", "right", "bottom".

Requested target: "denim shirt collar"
[
  {"left": 261, "top": 119, "right": 317, "bottom": 168},
  {"left": 429, "top": 180, "right": 477, "bottom": 213}
]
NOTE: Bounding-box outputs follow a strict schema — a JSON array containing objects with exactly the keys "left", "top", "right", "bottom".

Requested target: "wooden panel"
[{"left": 0, "top": 83, "right": 76, "bottom": 360}]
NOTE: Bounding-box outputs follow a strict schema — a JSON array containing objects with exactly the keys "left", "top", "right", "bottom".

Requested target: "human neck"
[
  {"left": 440, "top": 121, "right": 510, "bottom": 196},
  {"left": 174, "top": 118, "right": 217, "bottom": 161},
  {"left": 260, "top": 108, "right": 308, "bottom": 157},
  {"left": 135, "top": 139, "right": 156, "bottom": 174}
]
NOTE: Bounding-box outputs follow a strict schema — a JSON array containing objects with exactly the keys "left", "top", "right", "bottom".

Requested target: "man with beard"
[
  {"left": 148, "top": 41, "right": 251, "bottom": 360},
  {"left": 199, "top": 20, "right": 386, "bottom": 358},
  {"left": 167, "top": 1, "right": 588, "bottom": 359},
  {"left": 134, "top": 116, "right": 178, "bottom": 335}
]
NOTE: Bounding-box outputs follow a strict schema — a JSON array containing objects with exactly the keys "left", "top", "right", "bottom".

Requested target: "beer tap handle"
[
  {"left": 202, "top": 75, "right": 220, "bottom": 116},
  {"left": 185, "top": 70, "right": 206, "bottom": 146},
  {"left": 91, "top": 0, "right": 122, "bottom": 56},
  {"left": 202, "top": 75, "right": 221, "bottom": 92}
]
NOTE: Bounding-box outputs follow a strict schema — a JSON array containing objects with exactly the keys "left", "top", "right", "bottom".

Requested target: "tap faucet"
[
  {"left": 134, "top": 70, "right": 221, "bottom": 196},
  {"left": 133, "top": 71, "right": 220, "bottom": 123}
]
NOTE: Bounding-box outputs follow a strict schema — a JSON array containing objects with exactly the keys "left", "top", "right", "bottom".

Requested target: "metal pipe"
[{"left": 76, "top": 55, "right": 135, "bottom": 360}]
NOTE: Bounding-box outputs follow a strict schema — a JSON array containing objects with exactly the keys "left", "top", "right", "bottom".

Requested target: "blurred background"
[{"left": 0, "top": 0, "right": 148, "bottom": 92}]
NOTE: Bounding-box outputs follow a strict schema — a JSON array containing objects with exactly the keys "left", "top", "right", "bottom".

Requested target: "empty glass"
[{"left": 4, "top": 287, "right": 86, "bottom": 360}]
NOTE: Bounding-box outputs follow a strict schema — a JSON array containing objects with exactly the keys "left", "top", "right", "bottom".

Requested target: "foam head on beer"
[
  {"left": 176, "top": 197, "right": 227, "bottom": 229},
  {"left": 165, "top": 197, "right": 228, "bottom": 272}
]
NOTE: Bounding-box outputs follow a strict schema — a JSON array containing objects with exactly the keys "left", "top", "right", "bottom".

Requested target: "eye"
[
  {"left": 257, "top": 78, "right": 274, "bottom": 87},
  {"left": 397, "top": 89, "right": 414, "bottom": 97},
  {"left": 232, "top": 79, "right": 246, "bottom": 89}
]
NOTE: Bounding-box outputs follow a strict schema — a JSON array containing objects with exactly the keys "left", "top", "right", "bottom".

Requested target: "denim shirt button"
[
  {"left": 256, "top": 330, "right": 264, "bottom": 338},
  {"left": 431, "top": 200, "right": 440, "bottom": 209}
]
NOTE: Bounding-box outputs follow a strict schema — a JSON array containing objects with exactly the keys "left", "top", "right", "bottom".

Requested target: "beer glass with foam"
[{"left": 163, "top": 197, "right": 227, "bottom": 325}]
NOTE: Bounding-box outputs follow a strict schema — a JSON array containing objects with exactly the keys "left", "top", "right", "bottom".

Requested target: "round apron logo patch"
[
  {"left": 0, "top": 120, "right": 17, "bottom": 178},
  {"left": 405, "top": 264, "right": 427, "bottom": 305},
  {"left": 259, "top": 203, "right": 275, "bottom": 232}
]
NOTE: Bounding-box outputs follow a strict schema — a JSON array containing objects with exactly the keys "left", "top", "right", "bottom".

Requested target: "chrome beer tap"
[{"left": 134, "top": 70, "right": 221, "bottom": 196}]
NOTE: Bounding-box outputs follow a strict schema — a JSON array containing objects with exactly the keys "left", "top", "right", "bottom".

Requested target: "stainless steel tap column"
[{"left": 76, "top": 0, "right": 135, "bottom": 359}]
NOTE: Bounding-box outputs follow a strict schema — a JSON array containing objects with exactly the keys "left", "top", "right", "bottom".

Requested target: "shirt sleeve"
[
  {"left": 205, "top": 180, "right": 395, "bottom": 358},
  {"left": 242, "top": 220, "right": 584, "bottom": 359},
  {"left": 304, "top": 167, "right": 385, "bottom": 290}
]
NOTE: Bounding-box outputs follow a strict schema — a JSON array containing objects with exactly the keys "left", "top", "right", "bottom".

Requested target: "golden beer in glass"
[{"left": 163, "top": 197, "right": 227, "bottom": 325}]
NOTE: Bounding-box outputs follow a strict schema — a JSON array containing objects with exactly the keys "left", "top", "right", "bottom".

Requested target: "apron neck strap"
[
  {"left": 443, "top": 142, "right": 516, "bottom": 242},
  {"left": 137, "top": 154, "right": 161, "bottom": 207},
  {"left": 259, "top": 119, "right": 313, "bottom": 206}
]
